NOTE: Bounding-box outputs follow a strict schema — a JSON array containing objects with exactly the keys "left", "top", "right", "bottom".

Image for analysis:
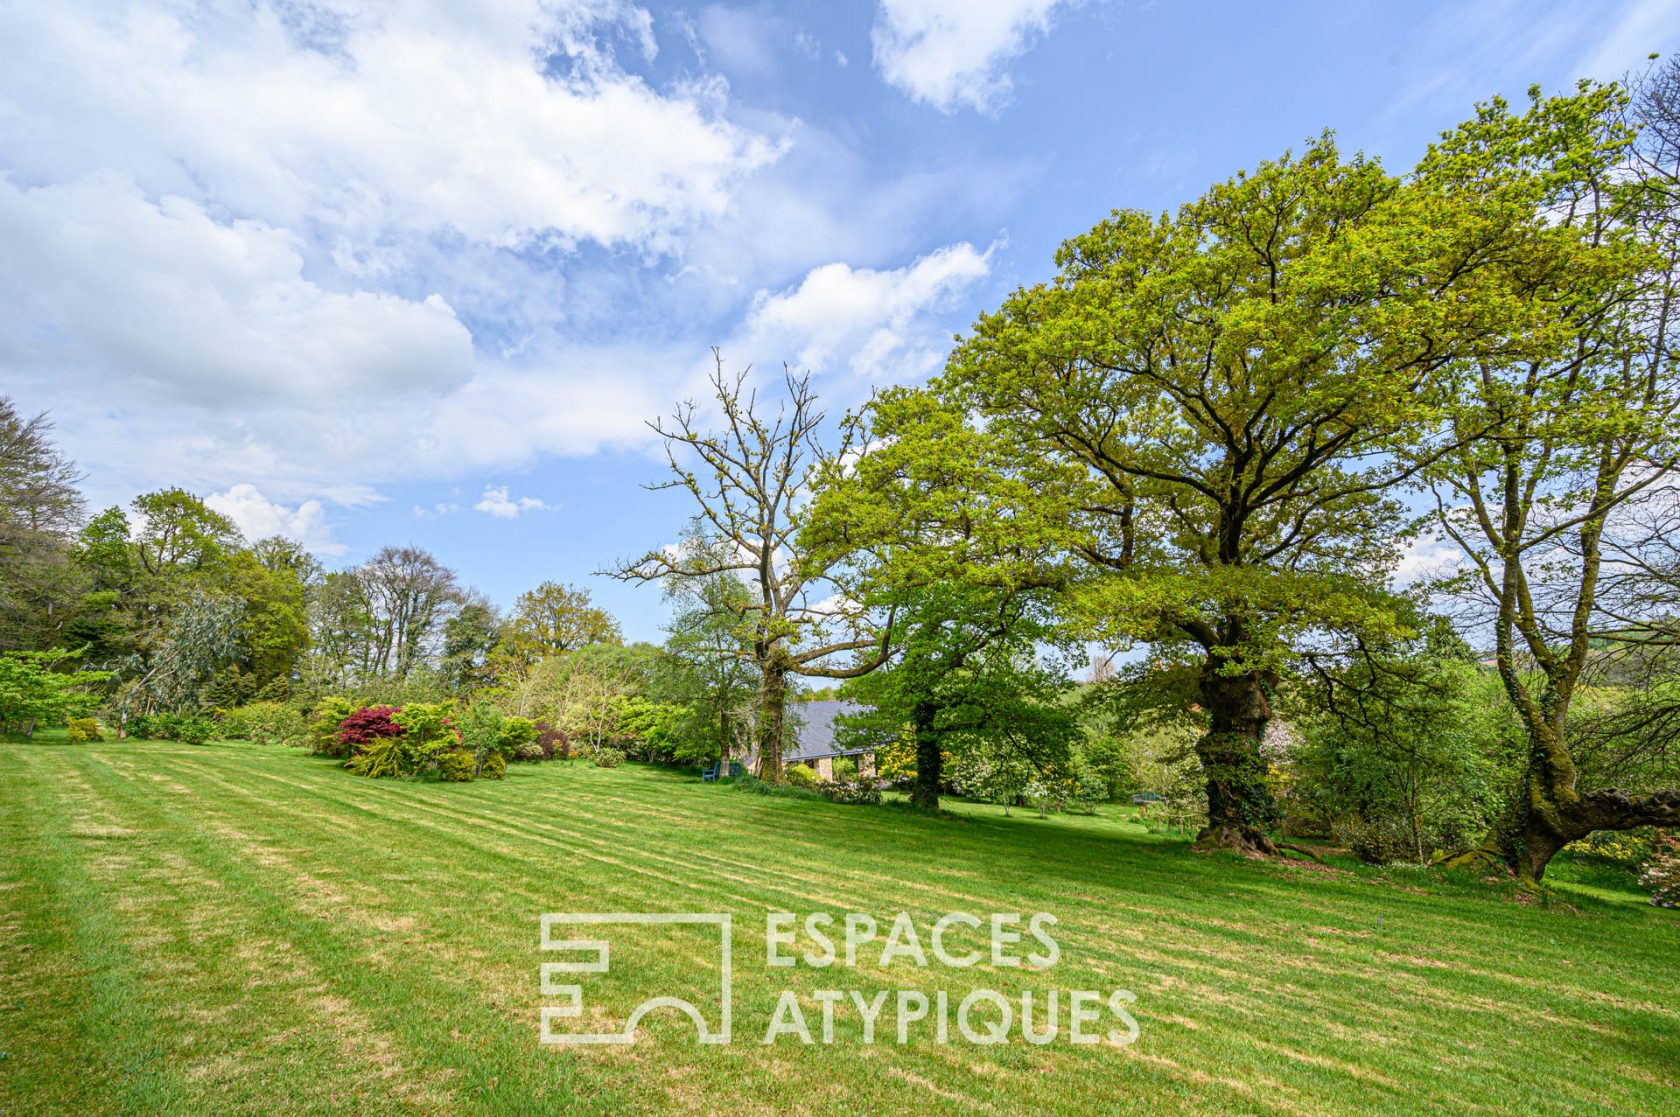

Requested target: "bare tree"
[
  {"left": 607, "top": 353, "right": 887, "bottom": 781},
  {"left": 357, "top": 545, "right": 463, "bottom": 680}
]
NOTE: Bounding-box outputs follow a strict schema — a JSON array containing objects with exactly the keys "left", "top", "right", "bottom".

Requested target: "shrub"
[
  {"left": 128, "top": 712, "right": 207, "bottom": 744},
  {"left": 337, "top": 705, "right": 404, "bottom": 754},
  {"left": 223, "top": 701, "right": 306, "bottom": 747},
  {"left": 785, "top": 763, "right": 819, "bottom": 789},
  {"left": 1335, "top": 813, "right": 1417, "bottom": 866},
  {"left": 730, "top": 774, "right": 826, "bottom": 802},
  {"left": 535, "top": 720, "right": 570, "bottom": 760},
  {"left": 67, "top": 717, "right": 103, "bottom": 742},
  {"left": 308, "top": 697, "right": 357, "bottom": 756},
  {"left": 344, "top": 736, "right": 414, "bottom": 778},
  {"left": 480, "top": 752, "right": 507, "bottom": 780},
  {"left": 832, "top": 756, "right": 859, "bottom": 781},
  {"left": 1641, "top": 832, "right": 1679, "bottom": 908},
  {"left": 391, "top": 702, "right": 459, "bottom": 754},
  {"left": 512, "top": 740, "right": 547, "bottom": 762},
  {"left": 1068, "top": 772, "right": 1109, "bottom": 815},
  {"left": 818, "top": 779, "right": 882, "bottom": 806},
  {"left": 499, "top": 716, "right": 538, "bottom": 756},
  {"left": 590, "top": 747, "right": 625, "bottom": 768},
  {"left": 434, "top": 749, "right": 475, "bottom": 782}
]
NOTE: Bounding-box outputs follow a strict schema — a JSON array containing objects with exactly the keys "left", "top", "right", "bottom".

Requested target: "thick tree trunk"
[
  {"left": 910, "top": 701, "right": 941, "bottom": 810},
  {"left": 757, "top": 667, "right": 787, "bottom": 783},
  {"left": 1448, "top": 774, "right": 1680, "bottom": 883},
  {"left": 1193, "top": 664, "right": 1280, "bottom": 855}
]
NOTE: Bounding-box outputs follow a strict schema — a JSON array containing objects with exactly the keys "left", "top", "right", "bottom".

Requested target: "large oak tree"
[{"left": 931, "top": 117, "right": 1607, "bottom": 853}]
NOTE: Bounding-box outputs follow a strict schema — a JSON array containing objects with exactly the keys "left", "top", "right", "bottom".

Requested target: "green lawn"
[{"left": 2, "top": 739, "right": 1676, "bottom": 1115}]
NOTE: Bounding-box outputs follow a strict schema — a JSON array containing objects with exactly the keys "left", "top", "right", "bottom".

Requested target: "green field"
[{"left": 2, "top": 739, "right": 1676, "bottom": 1116}]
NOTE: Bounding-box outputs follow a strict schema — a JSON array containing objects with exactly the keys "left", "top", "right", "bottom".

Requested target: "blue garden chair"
[{"left": 700, "top": 762, "right": 721, "bottom": 782}]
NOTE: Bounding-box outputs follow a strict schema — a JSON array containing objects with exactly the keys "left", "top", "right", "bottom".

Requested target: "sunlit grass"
[{"left": 2, "top": 738, "right": 1676, "bottom": 1115}]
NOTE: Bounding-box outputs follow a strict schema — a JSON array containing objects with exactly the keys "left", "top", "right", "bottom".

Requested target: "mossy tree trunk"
[
  {"left": 909, "top": 700, "right": 942, "bottom": 810},
  {"left": 1192, "top": 660, "right": 1280, "bottom": 856},
  {"left": 756, "top": 665, "right": 787, "bottom": 783}
]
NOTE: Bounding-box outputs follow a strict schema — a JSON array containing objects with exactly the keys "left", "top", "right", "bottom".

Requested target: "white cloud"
[
  {"left": 698, "top": 5, "right": 781, "bottom": 76},
  {"left": 740, "top": 242, "right": 994, "bottom": 380},
  {"left": 205, "top": 483, "right": 346, "bottom": 556},
  {"left": 0, "top": 0, "right": 1015, "bottom": 527},
  {"left": 871, "top": 0, "right": 1075, "bottom": 112},
  {"left": 0, "top": 1, "right": 778, "bottom": 252},
  {"left": 475, "top": 485, "right": 551, "bottom": 519},
  {"left": 0, "top": 176, "right": 474, "bottom": 406},
  {"left": 1394, "top": 534, "right": 1463, "bottom": 588}
]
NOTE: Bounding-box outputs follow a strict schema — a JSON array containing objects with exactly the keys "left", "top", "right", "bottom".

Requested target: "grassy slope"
[{"left": 0, "top": 739, "right": 1675, "bottom": 1116}]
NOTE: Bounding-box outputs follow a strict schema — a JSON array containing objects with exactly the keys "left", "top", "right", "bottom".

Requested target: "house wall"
[{"left": 815, "top": 756, "right": 833, "bottom": 780}]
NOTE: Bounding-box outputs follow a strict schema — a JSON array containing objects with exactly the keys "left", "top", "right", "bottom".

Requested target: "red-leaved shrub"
[
  {"left": 337, "top": 705, "right": 404, "bottom": 754},
  {"left": 535, "top": 720, "right": 571, "bottom": 760}
]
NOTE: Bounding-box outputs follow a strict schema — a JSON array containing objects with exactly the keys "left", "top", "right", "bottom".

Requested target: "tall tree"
[
  {"left": 660, "top": 539, "right": 760, "bottom": 766},
  {"left": 357, "top": 545, "right": 462, "bottom": 680},
  {"left": 442, "top": 595, "right": 502, "bottom": 696},
  {"left": 805, "top": 386, "right": 1075, "bottom": 810},
  {"left": 1424, "top": 82, "right": 1680, "bottom": 881},
  {"left": 0, "top": 398, "right": 86, "bottom": 649},
  {"left": 931, "top": 120, "right": 1608, "bottom": 853},
  {"left": 609, "top": 355, "right": 886, "bottom": 781},
  {"left": 130, "top": 488, "right": 241, "bottom": 578},
  {"left": 499, "top": 580, "right": 621, "bottom": 678}
]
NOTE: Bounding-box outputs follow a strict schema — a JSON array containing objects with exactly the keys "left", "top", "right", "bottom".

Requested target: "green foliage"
[
  {"left": 831, "top": 756, "right": 858, "bottom": 781},
  {"left": 498, "top": 716, "right": 538, "bottom": 756},
  {"left": 121, "top": 706, "right": 212, "bottom": 746},
  {"left": 117, "top": 592, "right": 244, "bottom": 716},
  {"left": 659, "top": 552, "right": 760, "bottom": 765},
  {"left": 480, "top": 752, "right": 507, "bottom": 780},
  {"left": 1295, "top": 624, "right": 1520, "bottom": 863},
  {"left": 66, "top": 717, "right": 103, "bottom": 742},
  {"left": 612, "top": 695, "right": 688, "bottom": 761},
  {"left": 0, "top": 650, "right": 107, "bottom": 732},
  {"left": 174, "top": 716, "right": 213, "bottom": 745},
  {"left": 589, "top": 747, "right": 624, "bottom": 769},
  {"left": 499, "top": 581, "right": 622, "bottom": 679},
  {"left": 390, "top": 702, "right": 459, "bottom": 755},
  {"left": 727, "top": 774, "right": 827, "bottom": 802},
  {"left": 344, "top": 736, "right": 415, "bottom": 779},
  {"left": 784, "top": 763, "right": 819, "bottom": 789},
  {"left": 220, "top": 701, "right": 306, "bottom": 747},
  {"left": 433, "top": 749, "right": 475, "bottom": 782},
  {"left": 307, "top": 697, "right": 357, "bottom": 756}
]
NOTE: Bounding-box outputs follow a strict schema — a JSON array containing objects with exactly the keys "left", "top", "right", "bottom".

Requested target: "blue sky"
[{"left": 3, "top": 0, "right": 1676, "bottom": 641}]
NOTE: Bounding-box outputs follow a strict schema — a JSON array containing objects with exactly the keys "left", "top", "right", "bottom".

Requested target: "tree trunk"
[
  {"left": 757, "top": 667, "right": 787, "bottom": 783},
  {"left": 1192, "top": 664, "right": 1280, "bottom": 855},
  {"left": 910, "top": 701, "right": 941, "bottom": 810},
  {"left": 1447, "top": 760, "right": 1680, "bottom": 883}
]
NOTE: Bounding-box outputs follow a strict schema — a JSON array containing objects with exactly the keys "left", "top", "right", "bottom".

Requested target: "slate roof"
[{"left": 782, "top": 700, "right": 875, "bottom": 763}]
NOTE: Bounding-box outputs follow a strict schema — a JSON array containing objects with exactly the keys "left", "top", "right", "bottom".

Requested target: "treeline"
[{"left": 0, "top": 410, "right": 762, "bottom": 771}]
